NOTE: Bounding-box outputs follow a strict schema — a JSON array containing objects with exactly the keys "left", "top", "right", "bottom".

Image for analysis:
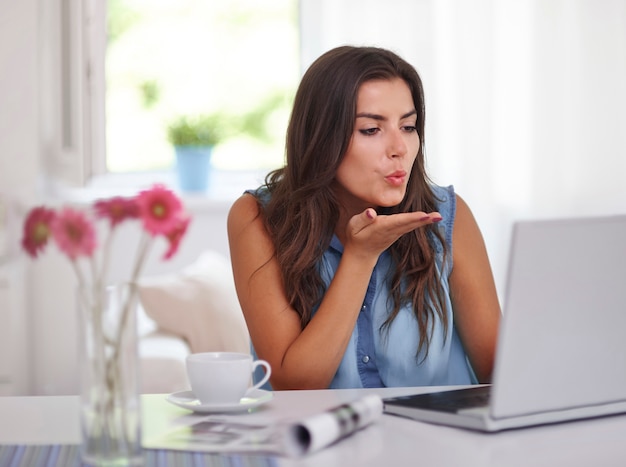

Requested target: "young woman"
[{"left": 227, "top": 46, "right": 501, "bottom": 390}]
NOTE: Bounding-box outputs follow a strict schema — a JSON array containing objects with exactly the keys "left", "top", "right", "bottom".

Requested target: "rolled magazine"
[
  {"left": 281, "top": 394, "right": 383, "bottom": 456},
  {"left": 147, "top": 394, "right": 384, "bottom": 457}
]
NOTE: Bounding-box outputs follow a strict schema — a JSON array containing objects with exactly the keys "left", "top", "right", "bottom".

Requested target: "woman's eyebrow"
[{"left": 355, "top": 109, "right": 417, "bottom": 120}]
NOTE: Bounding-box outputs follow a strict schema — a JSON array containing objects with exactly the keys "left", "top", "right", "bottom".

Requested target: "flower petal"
[
  {"left": 136, "top": 184, "right": 183, "bottom": 236},
  {"left": 94, "top": 196, "right": 140, "bottom": 228},
  {"left": 51, "top": 207, "right": 98, "bottom": 260},
  {"left": 21, "top": 207, "right": 56, "bottom": 258},
  {"left": 162, "top": 215, "right": 191, "bottom": 260}
]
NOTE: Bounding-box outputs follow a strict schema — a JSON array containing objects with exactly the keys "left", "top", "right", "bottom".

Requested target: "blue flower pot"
[{"left": 175, "top": 146, "right": 212, "bottom": 192}]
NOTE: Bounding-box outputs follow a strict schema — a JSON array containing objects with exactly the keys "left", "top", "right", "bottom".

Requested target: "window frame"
[{"left": 39, "top": 0, "right": 106, "bottom": 187}]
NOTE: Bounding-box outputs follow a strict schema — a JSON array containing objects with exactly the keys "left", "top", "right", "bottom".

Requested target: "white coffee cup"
[{"left": 186, "top": 352, "right": 271, "bottom": 404}]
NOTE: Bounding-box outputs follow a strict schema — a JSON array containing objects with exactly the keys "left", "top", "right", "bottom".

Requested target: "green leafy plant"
[{"left": 166, "top": 114, "right": 224, "bottom": 147}]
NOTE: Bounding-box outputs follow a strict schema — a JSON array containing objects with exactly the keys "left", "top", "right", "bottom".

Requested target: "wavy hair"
[{"left": 256, "top": 46, "right": 448, "bottom": 357}]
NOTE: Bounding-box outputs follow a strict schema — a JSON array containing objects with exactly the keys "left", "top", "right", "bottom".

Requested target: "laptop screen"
[{"left": 490, "top": 215, "right": 626, "bottom": 419}]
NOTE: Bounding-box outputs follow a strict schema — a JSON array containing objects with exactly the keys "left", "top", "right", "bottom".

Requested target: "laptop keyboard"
[{"left": 384, "top": 385, "right": 492, "bottom": 413}]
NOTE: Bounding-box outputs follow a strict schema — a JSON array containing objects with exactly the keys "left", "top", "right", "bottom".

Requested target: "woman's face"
[{"left": 334, "top": 78, "right": 420, "bottom": 214}]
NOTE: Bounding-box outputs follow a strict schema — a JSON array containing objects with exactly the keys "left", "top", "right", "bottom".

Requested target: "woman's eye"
[
  {"left": 402, "top": 125, "right": 417, "bottom": 133},
  {"left": 359, "top": 128, "right": 379, "bottom": 136}
]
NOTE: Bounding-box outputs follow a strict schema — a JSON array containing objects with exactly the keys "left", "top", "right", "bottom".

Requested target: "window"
[
  {"left": 104, "top": 0, "right": 299, "bottom": 175},
  {"left": 44, "top": 0, "right": 432, "bottom": 190}
]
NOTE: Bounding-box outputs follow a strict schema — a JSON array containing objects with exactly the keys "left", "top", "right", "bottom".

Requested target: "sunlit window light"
[{"left": 105, "top": 0, "right": 299, "bottom": 173}]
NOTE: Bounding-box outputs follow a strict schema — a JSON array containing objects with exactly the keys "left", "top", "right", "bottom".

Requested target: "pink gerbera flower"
[
  {"left": 94, "top": 196, "right": 140, "bottom": 228},
  {"left": 162, "top": 215, "right": 191, "bottom": 260},
  {"left": 51, "top": 207, "right": 98, "bottom": 260},
  {"left": 21, "top": 207, "right": 56, "bottom": 258},
  {"left": 135, "top": 184, "right": 183, "bottom": 236}
]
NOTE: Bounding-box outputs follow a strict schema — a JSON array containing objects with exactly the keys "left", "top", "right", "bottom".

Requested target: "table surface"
[{"left": 2, "top": 386, "right": 626, "bottom": 467}]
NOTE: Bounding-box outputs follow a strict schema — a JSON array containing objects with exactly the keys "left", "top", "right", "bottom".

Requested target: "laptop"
[{"left": 383, "top": 214, "right": 626, "bottom": 431}]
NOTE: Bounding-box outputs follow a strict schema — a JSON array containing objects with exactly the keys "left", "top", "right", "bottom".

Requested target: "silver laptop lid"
[{"left": 490, "top": 215, "right": 626, "bottom": 420}]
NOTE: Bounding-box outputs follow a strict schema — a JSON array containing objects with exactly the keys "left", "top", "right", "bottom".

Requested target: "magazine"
[{"left": 145, "top": 394, "right": 383, "bottom": 457}]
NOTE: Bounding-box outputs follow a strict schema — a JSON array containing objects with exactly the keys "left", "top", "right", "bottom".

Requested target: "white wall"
[
  {"left": 0, "top": 0, "right": 40, "bottom": 198},
  {"left": 0, "top": 0, "right": 41, "bottom": 395},
  {"left": 300, "top": 0, "right": 626, "bottom": 295}
]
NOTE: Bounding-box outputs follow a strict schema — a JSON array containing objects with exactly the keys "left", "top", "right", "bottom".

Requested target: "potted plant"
[{"left": 166, "top": 114, "right": 224, "bottom": 193}]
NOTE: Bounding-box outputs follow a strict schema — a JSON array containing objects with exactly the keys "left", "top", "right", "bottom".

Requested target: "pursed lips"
[{"left": 385, "top": 170, "right": 407, "bottom": 187}]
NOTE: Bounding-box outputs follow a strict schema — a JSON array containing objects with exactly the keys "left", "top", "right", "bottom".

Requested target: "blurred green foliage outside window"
[{"left": 106, "top": 0, "right": 299, "bottom": 173}]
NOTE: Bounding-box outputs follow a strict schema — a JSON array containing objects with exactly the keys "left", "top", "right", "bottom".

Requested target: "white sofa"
[
  {"left": 136, "top": 250, "right": 250, "bottom": 394},
  {"left": 138, "top": 327, "right": 191, "bottom": 394}
]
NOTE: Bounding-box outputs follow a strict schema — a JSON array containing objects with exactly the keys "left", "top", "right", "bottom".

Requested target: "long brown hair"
[{"left": 257, "top": 46, "right": 448, "bottom": 357}]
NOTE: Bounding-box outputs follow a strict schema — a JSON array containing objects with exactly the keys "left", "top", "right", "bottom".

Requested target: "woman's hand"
[{"left": 342, "top": 208, "right": 442, "bottom": 260}]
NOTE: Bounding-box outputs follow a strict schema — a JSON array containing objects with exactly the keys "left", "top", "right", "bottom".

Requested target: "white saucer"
[{"left": 166, "top": 389, "right": 273, "bottom": 414}]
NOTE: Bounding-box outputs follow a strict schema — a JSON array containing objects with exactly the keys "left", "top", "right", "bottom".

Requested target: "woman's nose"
[{"left": 387, "top": 129, "right": 408, "bottom": 158}]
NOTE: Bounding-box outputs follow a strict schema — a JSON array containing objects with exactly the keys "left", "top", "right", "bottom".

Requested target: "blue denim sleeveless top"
[{"left": 247, "top": 184, "right": 476, "bottom": 388}]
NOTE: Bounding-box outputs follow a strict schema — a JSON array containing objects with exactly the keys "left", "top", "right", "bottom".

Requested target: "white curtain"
[{"left": 300, "top": 0, "right": 626, "bottom": 297}]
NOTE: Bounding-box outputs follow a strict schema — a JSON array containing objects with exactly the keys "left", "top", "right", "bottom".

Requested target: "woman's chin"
[{"left": 377, "top": 192, "right": 406, "bottom": 208}]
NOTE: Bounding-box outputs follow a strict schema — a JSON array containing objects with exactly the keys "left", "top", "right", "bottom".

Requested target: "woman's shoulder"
[
  {"left": 227, "top": 191, "right": 261, "bottom": 230},
  {"left": 244, "top": 186, "right": 271, "bottom": 206},
  {"left": 229, "top": 185, "right": 269, "bottom": 219}
]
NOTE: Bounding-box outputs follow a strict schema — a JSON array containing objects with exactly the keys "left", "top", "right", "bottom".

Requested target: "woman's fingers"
[
  {"left": 349, "top": 208, "right": 377, "bottom": 236},
  {"left": 347, "top": 209, "right": 442, "bottom": 255},
  {"left": 381, "top": 211, "right": 442, "bottom": 235}
]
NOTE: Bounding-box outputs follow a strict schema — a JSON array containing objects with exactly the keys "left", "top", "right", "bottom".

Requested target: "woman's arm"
[
  {"left": 449, "top": 194, "right": 501, "bottom": 383},
  {"left": 227, "top": 193, "right": 440, "bottom": 389},
  {"left": 227, "top": 194, "right": 373, "bottom": 389}
]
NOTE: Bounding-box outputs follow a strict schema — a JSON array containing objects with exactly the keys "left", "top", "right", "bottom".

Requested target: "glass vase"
[{"left": 78, "top": 283, "right": 143, "bottom": 466}]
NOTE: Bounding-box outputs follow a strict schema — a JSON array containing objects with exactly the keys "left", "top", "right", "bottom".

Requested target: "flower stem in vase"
[{"left": 79, "top": 283, "right": 143, "bottom": 466}]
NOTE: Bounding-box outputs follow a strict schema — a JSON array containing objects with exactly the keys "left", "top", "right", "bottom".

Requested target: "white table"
[{"left": 2, "top": 387, "right": 626, "bottom": 467}]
